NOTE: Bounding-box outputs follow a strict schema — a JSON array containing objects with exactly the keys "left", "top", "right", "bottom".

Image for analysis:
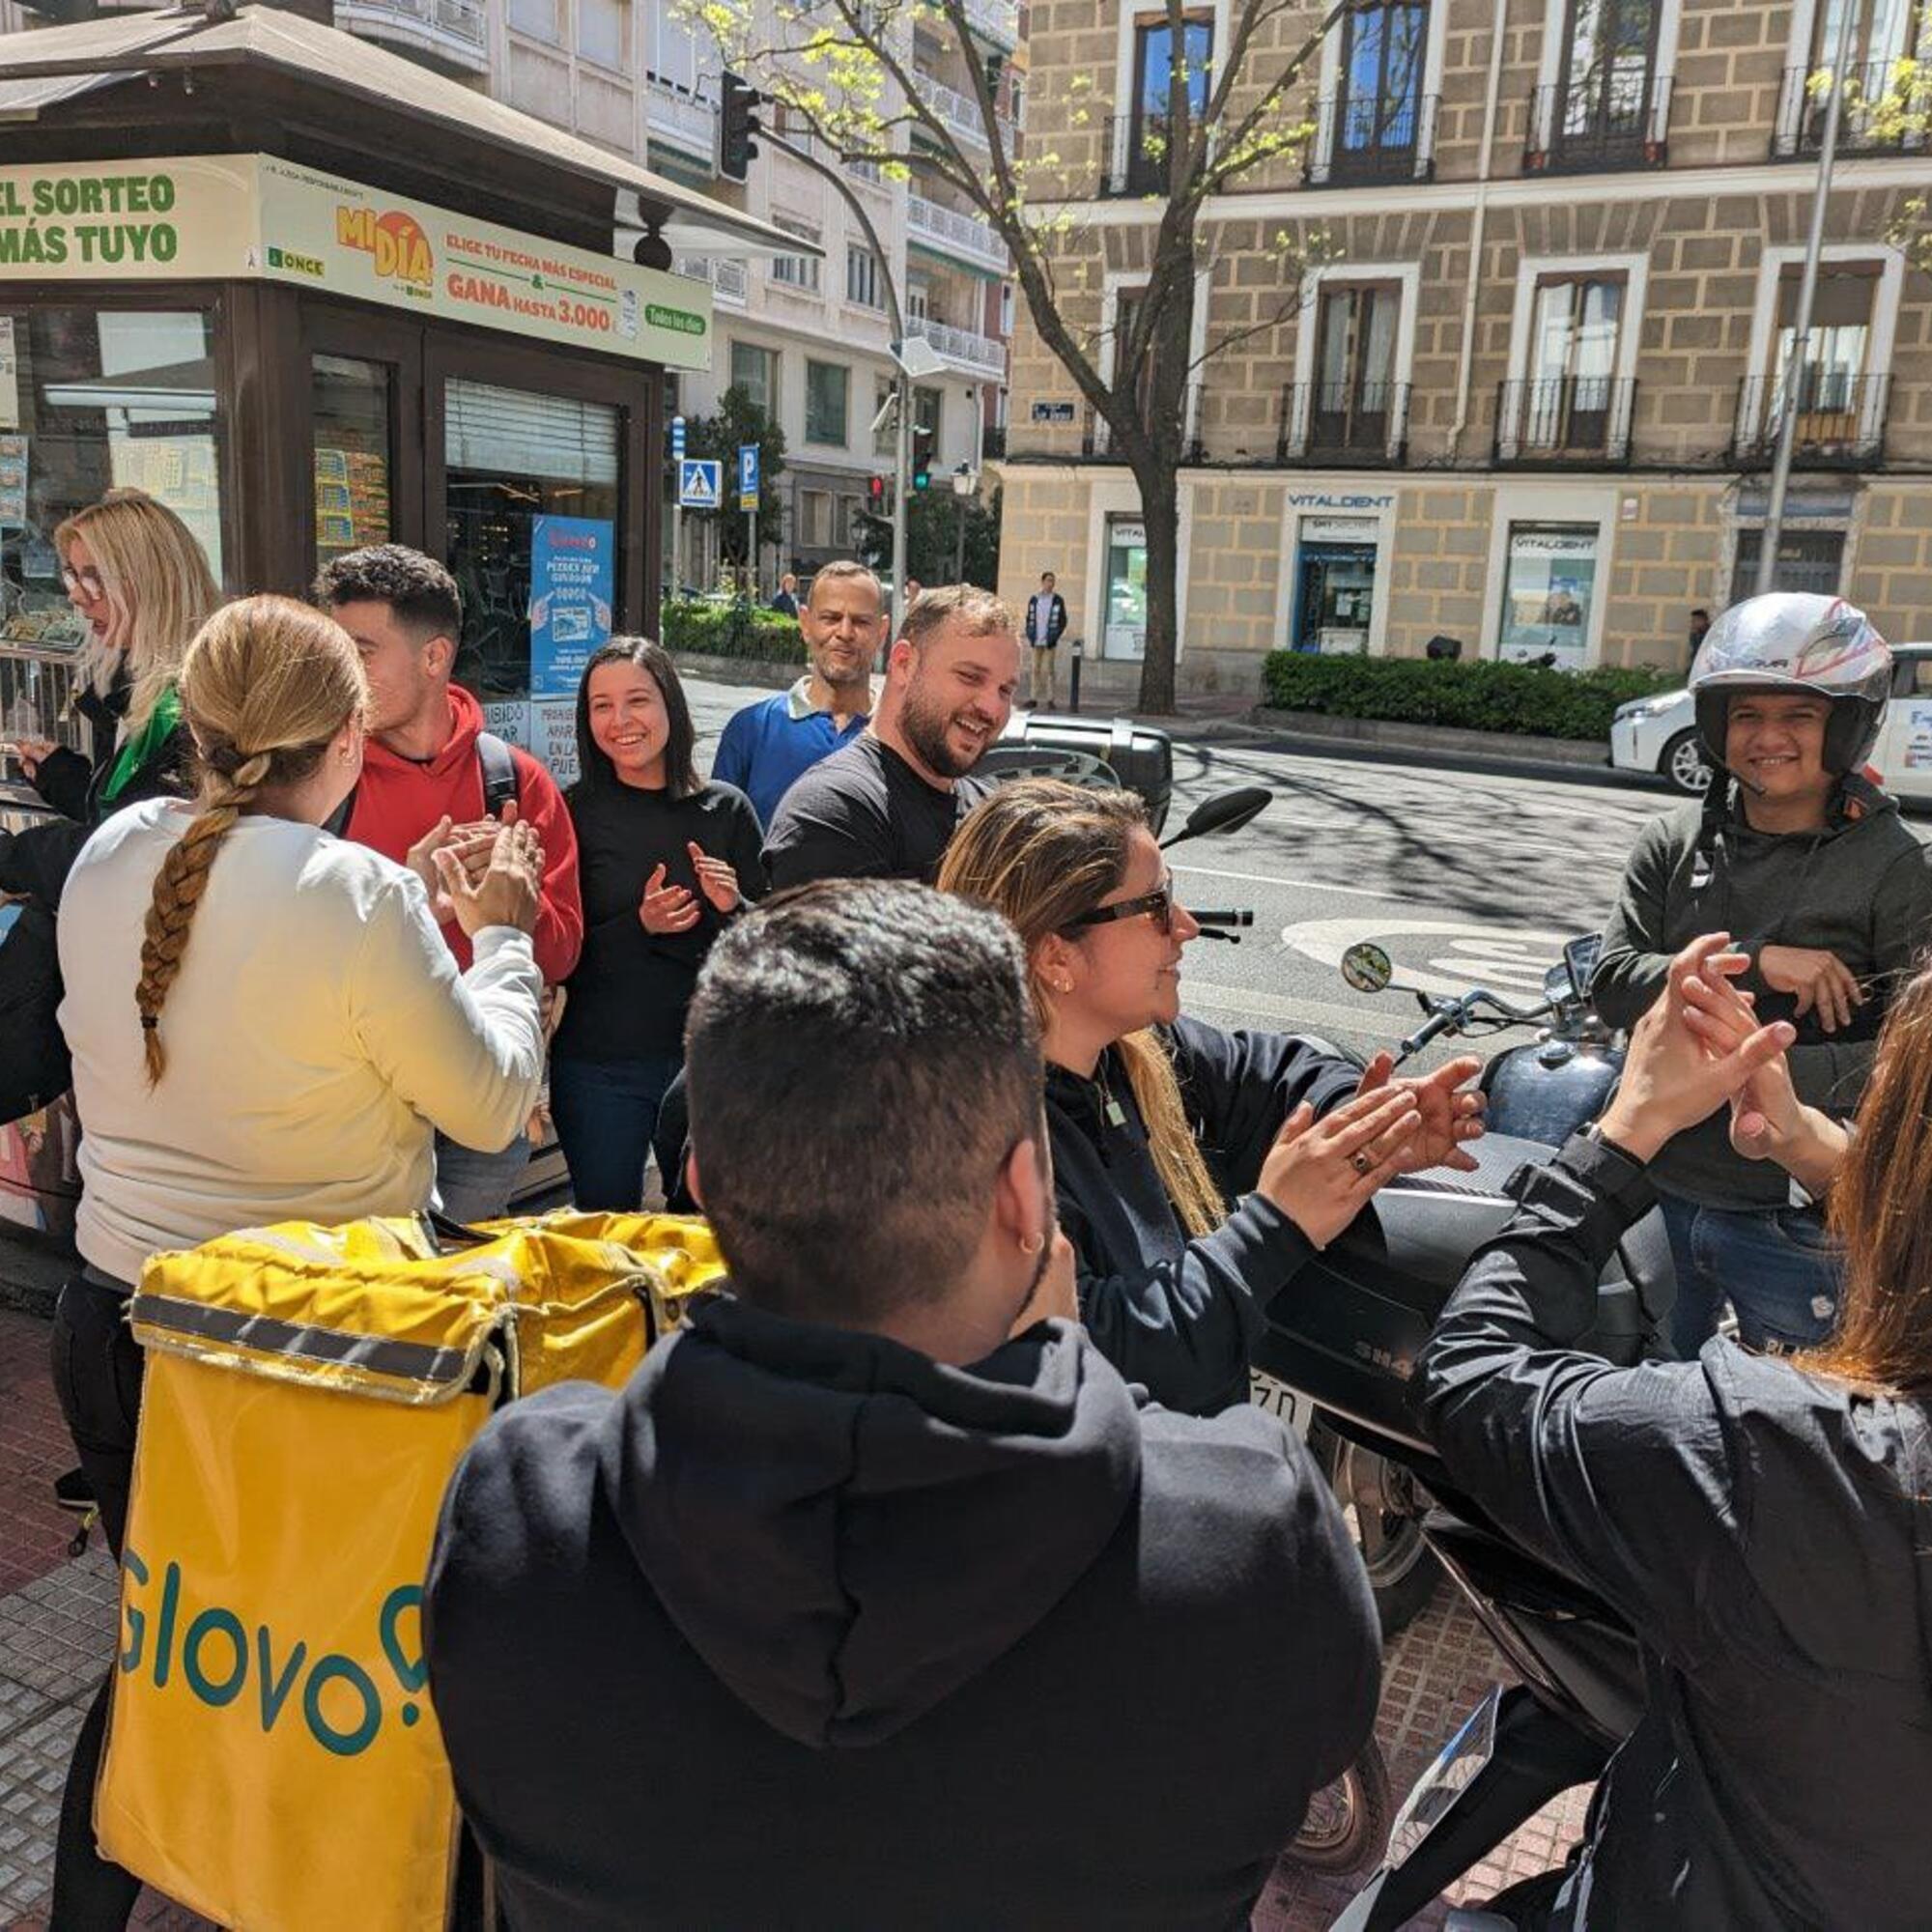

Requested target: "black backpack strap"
[
  {"left": 323, "top": 785, "right": 356, "bottom": 839},
  {"left": 476, "top": 732, "right": 521, "bottom": 819}
]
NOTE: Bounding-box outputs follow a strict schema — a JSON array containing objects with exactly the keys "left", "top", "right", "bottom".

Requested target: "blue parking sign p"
[{"left": 737, "top": 442, "right": 759, "bottom": 510}]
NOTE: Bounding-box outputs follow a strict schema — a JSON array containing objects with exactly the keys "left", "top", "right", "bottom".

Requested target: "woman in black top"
[{"left": 554, "top": 639, "right": 762, "bottom": 1209}]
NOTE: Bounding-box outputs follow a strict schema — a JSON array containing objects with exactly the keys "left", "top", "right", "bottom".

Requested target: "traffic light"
[
  {"left": 719, "top": 71, "right": 762, "bottom": 183},
  {"left": 867, "top": 475, "right": 886, "bottom": 508},
  {"left": 911, "top": 425, "right": 934, "bottom": 492}
]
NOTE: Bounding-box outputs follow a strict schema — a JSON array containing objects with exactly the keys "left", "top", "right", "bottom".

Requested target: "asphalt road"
[{"left": 683, "top": 671, "right": 1682, "bottom": 1068}]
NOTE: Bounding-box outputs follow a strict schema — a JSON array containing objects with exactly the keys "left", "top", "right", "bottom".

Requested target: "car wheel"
[
  {"left": 1278, "top": 1735, "right": 1394, "bottom": 1876},
  {"left": 1661, "top": 728, "right": 1715, "bottom": 797}
]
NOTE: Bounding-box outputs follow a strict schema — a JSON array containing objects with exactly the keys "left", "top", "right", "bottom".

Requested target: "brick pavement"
[{"left": 0, "top": 1299, "right": 1590, "bottom": 1930}]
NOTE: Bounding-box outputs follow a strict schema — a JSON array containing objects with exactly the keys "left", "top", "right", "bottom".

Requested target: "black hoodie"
[
  {"left": 1418, "top": 1136, "right": 1932, "bottom": 1929},
  {"left": 1045, "top": 1016, "right": 1365, "bottom": 1415},
  {"left": 424, "top": 1293, "right": 1380, "bottom": 1931}
]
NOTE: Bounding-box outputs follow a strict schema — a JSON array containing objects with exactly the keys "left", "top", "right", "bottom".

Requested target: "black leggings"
[{"left": 48, "top": 1270, "right": 144, "bottom": 1932}]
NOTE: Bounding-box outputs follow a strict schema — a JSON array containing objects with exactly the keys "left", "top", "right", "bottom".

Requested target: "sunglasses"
[
  {"left": 1065, "top": 878, "right": 1177, "bottom": 936},
  {"left": 60, "top": 565, "right": 106, "bottom": 600}
]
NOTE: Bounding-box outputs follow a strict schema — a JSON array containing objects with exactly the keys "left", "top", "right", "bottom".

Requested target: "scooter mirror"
[
  {"left": 1159, "top": 785, "right": 1272, "bottom": 848},
  {"left": 1341, "top": 941, "right": 1394, "bottom": 994}
]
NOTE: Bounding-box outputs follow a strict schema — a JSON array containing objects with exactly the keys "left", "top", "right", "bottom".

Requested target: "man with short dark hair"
[
  {"left": 424, "top": 881, "right": 1380, "bottom": 1931},
  {"left": 711, "top": 559, "right": 879, "bottom": 826},
  {"left": 1024, "top": 569, "right": 1066, "bottom": 709},
  {"left": 1688, "top": 606, "right": 1712, "bottom": 674},
  {"left": 762, "top": 584, "right": 1019, "bottom": 886},
  {"left": 315, "top": 544, "right": 582, "bottom": 1219}
]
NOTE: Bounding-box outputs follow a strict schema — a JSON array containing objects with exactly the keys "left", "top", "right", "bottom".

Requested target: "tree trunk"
[{"left": 1135, "top": 464, "right": 1181, "bottom": 716}]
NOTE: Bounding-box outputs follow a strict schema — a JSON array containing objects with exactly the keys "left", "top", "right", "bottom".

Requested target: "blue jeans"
[
  {"left": 434, "top": 1127, "right": 531, "bottom": 1227},
  {"left": 551, "top": 1053, "right": 683, "bottom": 1212},
  {"left": 1656, "top": 1190, "right": 1845, "bottom": 1357}
]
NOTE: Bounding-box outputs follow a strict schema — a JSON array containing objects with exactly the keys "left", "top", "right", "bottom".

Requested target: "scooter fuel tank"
[
  {"left": 1482, "top": 1045, "right": 1622, "bottom": 1148},
  {"left": 1253, "top": 1131, "right": 1672, "bottom": 1463}
]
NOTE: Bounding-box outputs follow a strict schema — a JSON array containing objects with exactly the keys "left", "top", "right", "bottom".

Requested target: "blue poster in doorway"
[{"left": 529, "top": 515, "right": 614, "bottom": 697}]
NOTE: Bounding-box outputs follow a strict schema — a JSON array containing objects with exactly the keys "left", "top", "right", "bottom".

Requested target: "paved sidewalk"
[{"left": 0, "top": 1297, "right": 1588, "bottom": 1929}]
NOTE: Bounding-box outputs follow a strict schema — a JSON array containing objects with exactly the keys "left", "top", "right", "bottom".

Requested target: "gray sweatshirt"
[{"left": 1593, "top": 775, "right": 1932, "bottom": 1208}]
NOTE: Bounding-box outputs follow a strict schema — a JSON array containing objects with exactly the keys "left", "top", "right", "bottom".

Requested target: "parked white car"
[{"left": 1611, "top": 642, "right": 1932, "bottom": 801}]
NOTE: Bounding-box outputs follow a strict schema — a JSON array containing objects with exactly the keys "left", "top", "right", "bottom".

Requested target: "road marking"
[
  {"left": 1280, "top": 914, "right": 1573, "bottom": 1001},
  {"left": 1183, "top": 981, "right": 1395, "bottom": 1040},
  {"left": 1171, "top": 862, "right": 1406, "bottom": 902}
]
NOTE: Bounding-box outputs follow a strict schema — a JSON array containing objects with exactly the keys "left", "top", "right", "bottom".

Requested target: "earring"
[
  {"left": 1019, "top": 1232, "right": 1044, "bottom": 1257},
  {"left": 1054, "top": 979, "right": 1072, "bottom": 994}
]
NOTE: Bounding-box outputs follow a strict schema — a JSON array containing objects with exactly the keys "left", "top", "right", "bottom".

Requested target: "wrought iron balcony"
[
  {"left": 1524, "top": 72, "right": 1670, "bottom": 173},
  {"left": 1731, "top": 372, "right": 1889, "bottom": 469},
  {"left": 1277, "top": 382, "right": 1411, "bottom": 465},
  {"left": 1303, "top": 93, "right": 1438, "bottom": 185},
  {"left": 1773, "top": 61, "right": 1929, "bottom": 158},
  {"left": 1493, "top": 377, "right": 1636, "bottom": 466},
  {"left": 911, "top": 69, "right": 1014, "bottom": 154},
  {"left": 1099, "top": 115, "right": 1187, "bottom": 196}
]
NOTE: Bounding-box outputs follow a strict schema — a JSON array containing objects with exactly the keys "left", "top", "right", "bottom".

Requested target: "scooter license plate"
[{"left": 1248, "top": 1369, "right": 1314, "bottom": 1440}]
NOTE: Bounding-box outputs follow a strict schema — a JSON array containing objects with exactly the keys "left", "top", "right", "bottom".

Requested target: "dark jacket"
[
  {"left": 555, "top": 778, "right": 764, "bottom": 1061},
  {"left": 1593, "top": 776, "right": 1932, "bottom": 1208},
  {"left": 425, "top": 1293, "right": 1380, "bottom": 1932},
  {"left": 1025, "top": 590, "right": 1066, "bottom": 647},
  {"left": 1046, "top": 1016, "right": 1365, "bottom": 1416},
  {"left": 0, "top": 687, "right": 191, "bottom": 909},
  {"left": 1416, "top": 1135, "right": 1932, "bottom": 1930}
]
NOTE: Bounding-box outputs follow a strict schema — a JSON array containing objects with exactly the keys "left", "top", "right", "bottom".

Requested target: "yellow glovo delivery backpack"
[{"left": 95, "top": 1209, "right": 725, "bottom": 1932}]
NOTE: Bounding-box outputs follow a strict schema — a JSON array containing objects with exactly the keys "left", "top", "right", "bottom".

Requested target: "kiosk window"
[
  {"left": 311, "top": 355, "right": 393, "bottom": 571},
  {"left": 0, "top": 307, "right": 224, "bottom": 652},
  {"left": 444, "top": 379, "right": 619, "bottom": 707}
]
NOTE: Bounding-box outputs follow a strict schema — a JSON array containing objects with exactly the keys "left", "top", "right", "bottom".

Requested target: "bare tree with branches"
[{"left": 696, "top": 0, "right": 1353, "bottom": 711}]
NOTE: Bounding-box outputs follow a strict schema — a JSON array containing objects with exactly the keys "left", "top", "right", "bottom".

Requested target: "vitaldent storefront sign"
[{"left": 0, "top": 155, "right": 712, "bottom": 370}]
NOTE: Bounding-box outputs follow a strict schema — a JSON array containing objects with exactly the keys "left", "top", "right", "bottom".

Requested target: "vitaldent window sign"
[
  {"left": 1498, "top": 524, "right": 1600, "bottom": 670},
  {"left": 0, "top": 155, "right": 712, "bottom": 370}
]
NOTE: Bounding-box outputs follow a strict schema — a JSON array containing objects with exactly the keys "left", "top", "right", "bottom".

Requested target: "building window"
[
  {"left": 508, "top": 0, "right": 559, "bottom": 41},
  {"left": 1548, "top": 0, "right": 1663, "bottom": 167},
  {"left": 1112, "top": 284, "right": 1155, "bottom": 430},
  {"left": 846, "top": 245, "right": 886, "bottom": 310},
  {"left": 1498, "top": 524, "right": 1600, "bottom": 668},
  {"left": 1103, "top": 516, "right": 1150, "bottom": 661},
  {"left": 1730, "top": 526, "right": 1846, "bottom": 603},
  {"left": 1749, "top": 265, "right": 1886, "bottom": 462},
  {"left": 729, "top": 341, "right": 779, "bottom": 417},
  {"left": 806, "top": 360, "right": 849, "bottom": 445},
  {"left": 1000, "top": 282, "right": 1015, "bottom": 337},
  {"left": 1518, "top": 272, "right": 1626, "bottom": 454},
  {"left": 1126, "top": 14, "right": 1211, "bottom": 194},
  {"left": 1308, "top": 283, "right": 1402, "bottom": 456},
  {"left": 1778, "top": 0, "right": 1931, "bottom": 150},
  {"left": 770, "top": 219, "right": 822, "bottom": 294},
  {"left": 578, "top": 0, "right": 627, "bottom": 69},
  {"left": 800, "top": 489, "right": 835, "bottom": 548},
  {"left": 1332, "top": 2, "right": 1429, "bottom": 181}
]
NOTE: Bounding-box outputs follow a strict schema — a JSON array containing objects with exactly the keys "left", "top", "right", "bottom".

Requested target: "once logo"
[{"left": 118, "top": 1549, "right": 429, "bottom": 1758}]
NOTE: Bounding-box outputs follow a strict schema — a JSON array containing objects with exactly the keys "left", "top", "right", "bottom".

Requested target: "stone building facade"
[{"left": 997, "top": 0, "right": 1932, "bottom": 697}]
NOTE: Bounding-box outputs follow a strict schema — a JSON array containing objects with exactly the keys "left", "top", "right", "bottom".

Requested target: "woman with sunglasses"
[{"left": 939, "top": 780, "right": 1484, "bottom": 1416}]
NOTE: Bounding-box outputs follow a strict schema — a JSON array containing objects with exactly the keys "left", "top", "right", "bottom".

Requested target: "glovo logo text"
[
  {"left": 118, "top": 1548, "right": 429, "bottom": 1759},
  {"left": 336, "top": 207, "right": 435, "bottom": 293}
]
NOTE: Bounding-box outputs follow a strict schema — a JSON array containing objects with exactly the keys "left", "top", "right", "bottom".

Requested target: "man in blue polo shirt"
[{"left": 712, "top": 560, "right": 882, "bottom": 824}]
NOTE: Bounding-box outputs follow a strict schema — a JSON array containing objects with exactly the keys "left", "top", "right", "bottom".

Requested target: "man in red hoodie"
[{"left": 315, "top": 545, "right": 582, "bottom": 1220}]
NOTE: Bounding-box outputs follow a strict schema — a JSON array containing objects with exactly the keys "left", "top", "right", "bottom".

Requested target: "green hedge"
[
  {"left": 661, "top": 599, "right": 806, "bottom": 666},
  {"left": 1260, "top": 651, "right": 1676, "bottom": 743}
]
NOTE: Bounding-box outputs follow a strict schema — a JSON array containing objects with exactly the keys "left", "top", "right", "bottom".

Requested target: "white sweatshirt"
[{"left": 58, "top": 798, "right": 545, "bottom": 1284}]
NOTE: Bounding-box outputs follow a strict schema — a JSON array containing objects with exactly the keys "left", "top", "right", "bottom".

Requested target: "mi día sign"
[{"left": 0, "top": 155, "right": 714, "bottom": 370}]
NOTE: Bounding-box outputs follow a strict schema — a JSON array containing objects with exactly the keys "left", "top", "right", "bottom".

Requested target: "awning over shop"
[{"left": 0, "top": 4, "right": 813, "bottom": 265}]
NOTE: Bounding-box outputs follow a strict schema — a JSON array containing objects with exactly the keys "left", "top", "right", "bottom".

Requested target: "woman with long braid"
[{"left": 48, "top": 594, "right": 547, "bottom": 1929}]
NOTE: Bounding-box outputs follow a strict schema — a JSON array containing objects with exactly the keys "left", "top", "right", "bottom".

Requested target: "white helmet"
[{"left": 1690, "top": 593, "right": 1891, "bottom": 777}]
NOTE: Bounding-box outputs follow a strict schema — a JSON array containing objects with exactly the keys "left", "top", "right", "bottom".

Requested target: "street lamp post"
[
  {"left": 952, "top": 464, "right": 975, "bottom": 582},
  {"left": 764, "top": 130, "right": 912, "bottom": 637},
  {"left": 1754, "top": 13, "right": 1859, "bottom": 595}
]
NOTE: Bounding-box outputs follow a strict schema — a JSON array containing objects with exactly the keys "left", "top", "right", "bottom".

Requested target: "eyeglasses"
[
  {"left": 1065, "top": 879, "right": 1176, "bottom": 936},
  {"left": 60, "top": 566, "right": 106, "bottom": 600}
]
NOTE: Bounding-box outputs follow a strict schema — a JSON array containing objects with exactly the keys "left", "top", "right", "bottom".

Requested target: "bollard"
[{"left": 1067, "top": 636, "right": 1084, "bottom": 714}]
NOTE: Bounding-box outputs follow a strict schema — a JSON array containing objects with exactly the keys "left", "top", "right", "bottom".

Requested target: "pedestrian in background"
[
  {"left": 315, "top": 544, "right": 582, "bottom": 1222},
  {"left": 554, "top": 639, "right": 762, "bottom": 1210},
  {"left": 712, "top": 559, "right": 879, "bottom": 826},
  {"left": 771, "top": 571, "right": 799, "bottom": 619},
  {"left": 1024, "top": 569, "right": 1066, "bottom": 710},
  {"left": 1687, "top": 605, "right": 1711, "bottom": 675},
  {"left": 49, "top": 594, "right": 545, "bottom": 1929}
]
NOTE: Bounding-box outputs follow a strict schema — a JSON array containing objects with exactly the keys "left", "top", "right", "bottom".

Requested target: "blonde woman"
[
  {"left": 938, "top": 781, "right": 1484, "bottom": 1416},
  {"left": 2, "top": 490, "right": 216, "bottom": 914},
  {"left": 49, "top": 594, "right": 546, "bottom": 1927}
]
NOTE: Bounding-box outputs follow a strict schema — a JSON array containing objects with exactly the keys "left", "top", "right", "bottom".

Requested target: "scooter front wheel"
[{"left": 1280, "top": 1734, "right": 1394, "bottom": 1876}]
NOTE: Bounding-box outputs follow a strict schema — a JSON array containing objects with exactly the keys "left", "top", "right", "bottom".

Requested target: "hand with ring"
[
  {"left": 1353, "top": 1052, "right": 1488, "bottom": 1175},
  {"left": 1258, "top": 1084, "right": 1422, "bottom": 1249}
]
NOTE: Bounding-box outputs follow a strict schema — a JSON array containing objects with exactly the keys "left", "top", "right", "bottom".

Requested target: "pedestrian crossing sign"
[{"left": 678, "top": 459, "right": 722, "bottom": 509}]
